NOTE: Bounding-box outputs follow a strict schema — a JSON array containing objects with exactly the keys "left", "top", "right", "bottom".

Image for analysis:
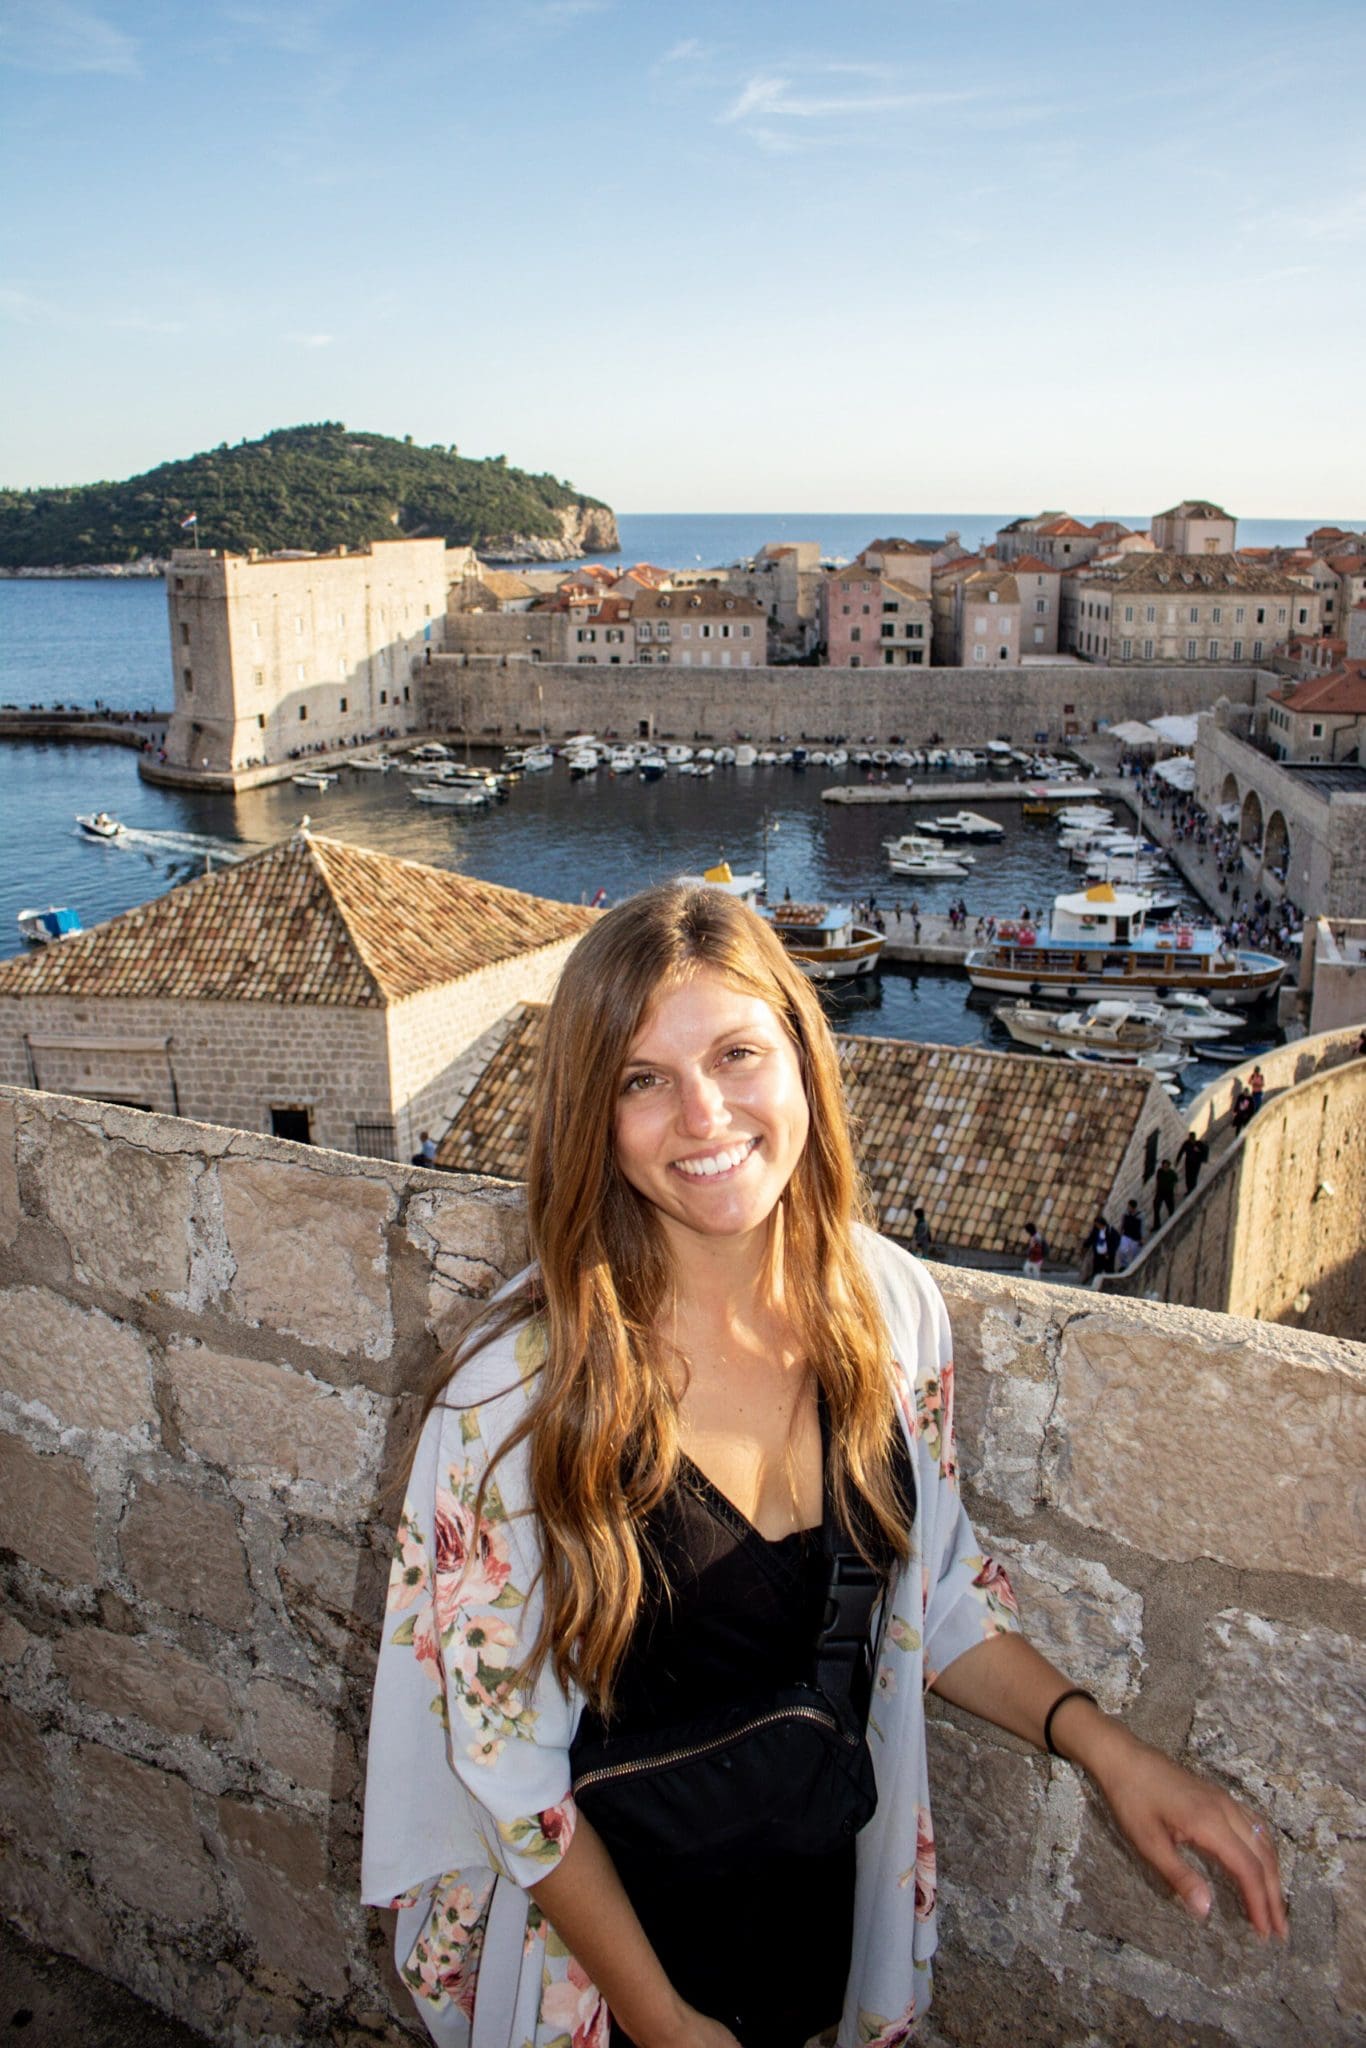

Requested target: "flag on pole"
[{"left": 180, "top": 513, "right": 198, "bottom": 529}]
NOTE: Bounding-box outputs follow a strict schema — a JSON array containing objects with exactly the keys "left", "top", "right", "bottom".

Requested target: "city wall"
[
  {"left": 1194, "top": 717, "right": 1366, "bottom": 919},
  {"left": 1, "top": 1087, "right": 1363, "bottom": 2048},
  {"left": 423, "top": 657, "right": 1264, "bottom": 749},
  {"left": 1105, "top": 1036, "right": 1366, "bottom": 1340}
]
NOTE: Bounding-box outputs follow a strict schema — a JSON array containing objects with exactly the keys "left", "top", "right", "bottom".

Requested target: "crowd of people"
[{"left": 1130, "top": 770, "right": 1305, "bottom": 961}]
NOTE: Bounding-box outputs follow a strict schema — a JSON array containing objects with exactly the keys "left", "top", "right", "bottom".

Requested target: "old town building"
[
  {"left": 1061, "top": 553, "right": 1315, "bottom": 664},
  {"left": 819, "top": 563, "right": 931, "bottom": 667},
  {"left": 1150, "top": 499, "right": 1237, "bottom": 554},
  {"left": 631, "top": 586, "right": 767, "bottom": 666}
]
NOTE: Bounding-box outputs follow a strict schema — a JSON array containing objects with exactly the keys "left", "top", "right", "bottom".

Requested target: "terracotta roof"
[
  {"left": 1010, "top": 553, "right": 1057, "bottom": 574},
  {"left": 635, "top": 588, "right": 764, "bottom": 619},
  {"left": 0, "top": 835, "right": 596, "bottom": 1007},
  {"left": 881, "top": 575, "right": 931, "bottom": 602},
  {"left": 478, "top": 569, "right": 535, "bottom": 600},
  {"left": 590, "top": 598, "right": 634, "bottom": 623},
  {"left": 1155, "top": 500, "right": 1231, "bottom": 521},
  {"left": 931, "top": 554, "right": 983, "bottom": 583},
  {"left": 436, "top": 1007, "right": 1168, "bottom": 1262},
  {"left": 962, "top": 570, "right": 1020, "bottom": 602},
  {"left": 1035, "top": 516, "right": 1092, "bottom": 537},
  {"left": 1326, "top": 554, "right": 1366, "bottom": 576},
  {"left": 1087, "top": 522, "right": 1132, "bottom": 541},
  {"left": 1067, "top": 550, "right": 1300, "bottom": 595},
  {"left": 1272, "top": 662, "right": 1366, "bottom": 717}
]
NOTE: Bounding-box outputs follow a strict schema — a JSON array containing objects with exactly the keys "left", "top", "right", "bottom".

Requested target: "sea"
[{"left": 1, "top": 513, "right": 1304, "bottom": 1075}]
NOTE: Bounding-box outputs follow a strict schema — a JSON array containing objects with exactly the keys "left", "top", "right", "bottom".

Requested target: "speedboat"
[
  {"left": 1065, "top": 1046, "right": 1192, "bottom": 1075},
  {"left": 965, "top": 883, "right": 1285, "bottom": 1007},
  {"left": 76, "top": 811, "right": 124, "bottom": 838},
  {"left": 18, "top": 905, "right": 83, "bottom": 944},
  {"left": 995, "top": 999, "right": 1166, "bottom": 1057},
  {"left": 927, "top": 811, "right": 1005, "bottom": 841},
  {"left": 411, "top": 782, "right": 486, "bottom": 807},
  {"left": 637, "top": 754, "right": 667, "bottom": 780},
  {"left": 763, "top": 902, "right": 884, "bottom": 981},
  {"left": 887, "top": 847, "right": 973, "bottom": 878},
  {"left": 680, "top": 861, "right": 766, "bottom": 904},
  {"left": 349, "top": 754, "right": 393, "bottom": 773},
  {"left": 291, "top": 771, "right": 336, "bottom": 791},
  {"left": 884, "top": 831, "right": 974, "bottom": 866}
]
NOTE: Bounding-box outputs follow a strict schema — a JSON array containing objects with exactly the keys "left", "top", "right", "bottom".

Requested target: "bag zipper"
[{"left": 572, "top": 1701, "right": 854, "bottom": 1794}]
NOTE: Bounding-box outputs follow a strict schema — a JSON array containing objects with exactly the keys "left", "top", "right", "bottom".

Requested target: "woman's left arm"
[{"left": 929, "top": 1631, "right": 1288, "bottom": 1941}]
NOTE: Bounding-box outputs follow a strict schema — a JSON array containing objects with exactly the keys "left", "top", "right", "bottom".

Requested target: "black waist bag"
[{"left": 569, "top": 1438, "right": 905, "bottom": 1873}]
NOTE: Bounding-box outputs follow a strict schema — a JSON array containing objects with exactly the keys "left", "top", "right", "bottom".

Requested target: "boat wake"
[{"left": 77, "top": 824, "right": 251, "bottom": 869}]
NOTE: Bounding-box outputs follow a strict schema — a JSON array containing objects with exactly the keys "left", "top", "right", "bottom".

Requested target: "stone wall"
[
  {"left": 1194, "top": 716, "right": 1366, "bottom": 919},
  {"left": 1106, "top": 1040, "right": 1366, "bottom": 1340},
  {"left": 1, "top": 1086, "right": 1363, "bottom": 2048},
  {"left": 421, "top": 657, "right": 1263, "bottom": 751}
]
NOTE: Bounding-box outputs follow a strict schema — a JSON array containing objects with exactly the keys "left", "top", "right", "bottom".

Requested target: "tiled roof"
[
  {"left": 1068, "top": 550, "right": 1299, "bottom": 595},
  {"left": 881, "top": 575, "right": 931, "bottom": 602},
  {"left": 1010, "top": 553, "right": 1057, "bottom": 574},
  {"left": 1156, "top": 500, "right": 1231, "bottom": 521},
  {"left": 436, "top": 1007, "right": 1164, "bottom": 1261},
  {"left": 962, "top": 570, "right": 1020, "bottom": 602},
  {"left": 1272, "top": 662, "right": 1366, "bottom": 717},
  {"left": 1036, "top": 516, "right": 1092, "bottom": 537},
  {"left": 1326, "top": 554, "right": 1366, "bottom": 576},
  {"left": 479, "top": 570, "right": 535, "bottom": 600},
  {"left": 635, "top": 588, "right": 765, "bottom": 618},
  {"left": 0, "top": 835, "right": 596, "bottom": 1007}
]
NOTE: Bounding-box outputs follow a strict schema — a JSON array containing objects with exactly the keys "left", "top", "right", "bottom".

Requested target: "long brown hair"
[{"left": 452, "top": 884, "right": 909, "bottom": 1714}]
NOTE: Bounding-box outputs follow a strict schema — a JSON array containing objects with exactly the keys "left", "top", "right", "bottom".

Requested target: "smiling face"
[{"left": 613, "top": 966, "right": 811, "bottom": 1262}]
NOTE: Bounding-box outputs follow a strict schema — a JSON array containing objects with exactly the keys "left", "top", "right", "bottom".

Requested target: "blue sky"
[{"left": 1, "top": 0, "right": 1363, "bottom": 514}]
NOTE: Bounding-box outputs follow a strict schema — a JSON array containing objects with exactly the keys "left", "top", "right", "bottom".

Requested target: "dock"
[{"left": 823, "top": 778, "right": 1122, "bottom": 806}]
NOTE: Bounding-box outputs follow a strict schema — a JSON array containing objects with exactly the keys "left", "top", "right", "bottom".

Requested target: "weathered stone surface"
[
  {"left": 119, "top": 1478, "right": 252, "bottom": 1629},
  {"left": 215, "top": 1795, "right": 327, "bottom": 1889},
  {"left": 1189, "top": 1611, "right": 1366, "bottom": 1836},
  {"left": 926, "top": 1719, "right": 1043, "bottom": 1905},
  {"left": 1052, "top": 1314, "right": 1364, "bottom": 1580},
  {"left": 0, "top": 1432, "right": 97, "bottom": 1582},
  {"left": 166, "top": 1339, "right": 366, "bottom": 1493},
  {"left": 219, "top": 1156, "right": 394, "bottom": 1358},
  {"left": 1335, "top": 1838, "right": 1366, "bottom": 2021},
  {"left": 0, "top": 1611, "right": 36, "bottom": 1663},
  {"left": 53, "top": 1628, "right": 235, "bottom": 1740},
  {"left": 1004, "top": 1541, "right": 1144, "bottom": 1709},
  {"left": 0, "top": 1286, "right": 155, "bottom": 1436},
  {"left": 0, "top": 1096, "right": 18, "bottom": 1246},
  {"left": 0, "top": 1695, "right": 55, "bottom": 1840},
  {"left": 279, "top": 1524, "right": 387, "bottom": 1668},
  {"left": 248, "top": 1676, "right": 353, "bottom": 1796},
  {"left": 71, "top": 1742, "right": 218, "bottom": 1920},
  {"left": 409, "top": 1186, "right": 525, "bottom": 1336},
  {"left": 1065, "top": 1798, "right": 1290, "bottom": 1997},
  {"left": 942, "top": 1281, "right": 1054, "bottom": 1516},
  {"left": 0, "top": 1839, "right": 115, "bottom": 1976},
  {"left": 37, "top": 1113, "right": 194, "bottom": 1300},
  {"left": 232, "top": 1854, "right": 348, "bottom": 1999}
]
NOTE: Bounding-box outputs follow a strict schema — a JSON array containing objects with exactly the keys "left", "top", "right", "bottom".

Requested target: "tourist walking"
[
  {"left": 1117, "top": 1201, "right": 1144, "bottom": 1269},
  {"left": 1176, "top": 1131, "right": 1209, "bottom": 1195},
  {"left": 1022, "top": 1222, "right": 1047, "bottom": 1278},
  {"left": 911, "top": 1206, "right": 933, "bottom": 1255},
  {"left": 363, "top": 885, "right": 1284, "bottom": 2047},
  {"left": 1231, "top": 1087, "right": 1255, "bottom": 1137},
  {"left": 1086, "top": 1212, "right": 1116, "bottom": 1277},
  {"left": 1153, "top": 1159, "right": 1179, "bottom": 1231},
  {"left": 1247, "top": 1064, "right": 1266, "bottom": 1115}
]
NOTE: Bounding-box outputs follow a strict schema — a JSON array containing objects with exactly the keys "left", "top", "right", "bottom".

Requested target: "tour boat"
[
  {"left": 964, "top": 883, "right": 1284, "bottom": 1007},
  {"left": 763, "top": 902, "right": 885, "bottom": 981},
  {"left": 76, "top": 810, "right": 124, "bottom": 839},
  {"left": 18, "top": 905, "right": 83, "bottom": 944}
]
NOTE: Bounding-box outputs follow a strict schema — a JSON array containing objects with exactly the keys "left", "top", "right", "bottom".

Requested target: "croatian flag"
[{"left": 180, "top": 513, "right": 197, "bottom": 529}]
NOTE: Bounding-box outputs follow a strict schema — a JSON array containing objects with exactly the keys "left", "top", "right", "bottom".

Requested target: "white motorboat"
[
  {"left": 734, "top": 744, "right": 758, "bottom": 767},
  {"left": 521, "top": 748, "right": 554, "bottom": 771},
  {"left": 1065, "top": 1046, "right": 1192, "bottom": 1075},
  {"left": 763, "top": 902, "right": 884, "bottom": 981},
  {"left": 76, "top": 810, "right": 124, "bottom": 839},
  {"left": 637, "top": 753, "right": 667, "bottom": 780},
  {"left": 1120, "top": 999, "right": 1234, "bottom": 1043},
  {"left": 349, "top": 754, "right": 393, "bottom": 772},
  {"left": 291, "top": 771, "right": 337, "bottom": 791},
  {"left": 884, "top": 832, "right": 975, "bottom": 866},
  {"left": 411, "top": 743, "right": 452, "bottom": 763},
  {"left": 886, "top": 834, "right": 973, "bottom": 878},
  {"left": 607, "top": 749, "right": 636, "bottom": 773},
  {"left": 965, "top": 883, "right": 1285, "bottom": 1007},
  {"left": 927, "top": 810, "right": 1005, "bottom": 841},
  {"left": 411, "top": 783, "right": 486, "bottom": 807},
  {"left": 665, "top": 744, "right": 694, "bottom": 766},
  {"left": 713, "top": 746, "right": 737, "bottom": 766},
  {"left": 995, "top": 999, "right": 1166, "bottom": 1056},
  {"left": 566, "top": 750, "right": 600, "bottom": 778},
  {"left": 18, "top": 905, "right": 83, "bottom": 944}
]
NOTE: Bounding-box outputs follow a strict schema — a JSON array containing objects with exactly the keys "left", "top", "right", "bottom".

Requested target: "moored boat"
[
  {"left": 18, "top": 905, "right": 83, "bottom": 944},
  {"left": 291, "top": 771, "right": 336, "bottom": 791},
  {"left": 763, "top": 902, "right": 884, "bottom": 981},
  {"left": 927, "top": 810, "right": 1005, "bottom": 841},
  {"left": 965, "top": 883, "right": 1284, "bottom": 1007},
  {"left": 995, "top": 999, "right": 1166, "bottom": 1056},
  {"left": 411, "top": 782, "right": 486, "bottom": 807}
]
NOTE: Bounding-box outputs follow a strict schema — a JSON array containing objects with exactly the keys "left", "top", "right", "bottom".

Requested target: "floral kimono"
[{"left": 361, "top": 1229, "right": 1019, "bottom": 2048}]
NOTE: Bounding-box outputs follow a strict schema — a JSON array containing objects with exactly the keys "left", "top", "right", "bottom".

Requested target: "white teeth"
[{"left": 675, "top": 1139, "right": 754, "bottom": 1178}]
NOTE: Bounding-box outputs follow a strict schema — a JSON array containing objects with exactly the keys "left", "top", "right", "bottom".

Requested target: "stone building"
[
  {"left": 434, "top": 1003, "right": 1185, "bottom": 1268},
  {"left": 1150, "top": 500, "right": 1237, "bottom": 554},
  {"left": 1007, "top": 553, "right": 1062, "bottom": 658},
  {"left": 0, "top": 833, "right": 594, "bottom": 1161},
  {"left": 1194, "top": 703, "right": 1366, "bottom": 917},
  {"left": 1265, "top": 662, "right": 1366, "bottom": 764},
  {"left": 995, "top": 512, "right": 1118, "bottom": 569},
  {"left": 629, "top": 586, "right": 767, "bottom": 667},
  {"left": 947, "top": 568, "right": 1023, "bottom": 667},
  {"left": 1061, "top": 553, "right": 1315, "bottom": 665},
  {"left": 162, "top": 539, "right": 454, "bottom": 773},
  {"left": 819, "top": 564, "right": 931, "bottom": 668},
  {"left": 568, "top": 596, "right": 635, "bottom": 664}
]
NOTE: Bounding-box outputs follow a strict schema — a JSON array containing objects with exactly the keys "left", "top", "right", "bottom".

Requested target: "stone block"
[
  {"left": 1189, "top": 1611, "right": 1366, "bottom": 1838},
  {"left": 232, "top": 1856, "right": 348, "bottom": 2000},
  {"left": 1052, "top": 1314, "right": 1364, "bottom": 1580},
  {"left": 215, "top": 1794, "right": 327, "bottom": 1889},
  {"left": 0, "top": 1095, "right": 18, "bottom": 1245},
  {"left": 248, "top": 1675, "right": 354, "bottom": 1796},
  {"left": 940, "top": 1281, "right": 1054, "bottom": 1517},
  {"left": 53, "top": 1628, "right": 235, "bottom": 1740},
  {"left": 0, "top": 1611, "right": 36, "bottom": 1664},
  {"left": 119, "top": 1478, "right": 252, "bottom": 1630},
  {"left": 0, "top": 1695, "right": 56, "bottom": 1842},
  {"left": 279, "top": 1524, "right": 388, "bottom": 1669},
  {"left": 0, "top": 1286, "right": 156, "bottom": 1437},
  {"left": 36, "top": 1112, "right": 194, "bottom": 1300},
  {"left": 1003, "top": 1542, "right": 1144, "bottom": 1710},
  {"left": 165, "top": 1339, "right": 367, "bottom": 1494},
  {"left": 0, "top": 1433, "right": 97, "bottom": 1583},
  {"left": 1335, "top": 1838, "right": 1366, "bottom": 2021},
  {"left": 71, "top": 1742, "right": 218, "bottom": 1920},
  {"left": 219, "top": 1156, "right": 395, "bottom": 1359},
  {"left": 0, "top": 1837, "right": 115, "bottom": 1977},
  {"left": 926, "top": 1719, "right": 1043, "bottom": 1906},
  {"left": 1064, "top": 1798, "right": 1289, "bottom": 1998}
]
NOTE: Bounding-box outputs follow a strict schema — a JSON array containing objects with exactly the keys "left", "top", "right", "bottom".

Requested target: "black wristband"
[{"left": 1043, "top": 1687, "right": 1099, "bottom": 1758}]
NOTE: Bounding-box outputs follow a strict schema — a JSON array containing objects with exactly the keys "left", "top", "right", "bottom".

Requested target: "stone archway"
[
  {"left": 1220, "top": 771, "right": 1239, "bottom": 810},
  {"left": 1240, "top": 789, "right": 1264, "bottom": 855},
  {"left": 1264, "top": 809, "right": 1290, "bottom": 883}
]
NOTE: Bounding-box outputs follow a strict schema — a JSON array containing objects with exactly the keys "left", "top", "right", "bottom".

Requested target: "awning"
[
  {"left": 1152, "top": 755, "right": 1196, "bottom": 791},
  {"left": 1148, "top": 713, "right": 1199, "bottom": 747},
  {"left": 1106, "top": 720, "right": 1163, "bottom": 745}
]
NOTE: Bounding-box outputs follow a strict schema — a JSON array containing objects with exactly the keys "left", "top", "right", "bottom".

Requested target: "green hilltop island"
[{"left": 0, "top": 421, "right": 619, "bottom": 572}]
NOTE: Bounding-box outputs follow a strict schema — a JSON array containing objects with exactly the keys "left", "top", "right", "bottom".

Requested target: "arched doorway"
[
  {"left": 1220, "top": 771, "right": 1239, "bottom": 811},
  {"left": 1240, "top": 789, "right": 1264, "bottom": 857},
  {"left": 1264, "top": 809, "right": 1290, "bottom": 884}
]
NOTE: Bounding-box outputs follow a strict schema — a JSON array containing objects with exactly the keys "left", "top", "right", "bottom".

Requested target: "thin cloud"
[
  {"left": 721, "top": 72, "right": 976, "bottom": 125},
  {"left": 0, "top": 0, "right": 139, "bottom": 76}
]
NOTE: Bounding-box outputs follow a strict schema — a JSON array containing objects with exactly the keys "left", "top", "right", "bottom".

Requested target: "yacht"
[
  {"left": 883, "top": 833, "right": 973, "bottom": 879},
  {"left": 927, "top": 810, "right": 1006, "bottom": 841},
  {"left": 965, "top": 883, "right": 1284, "bottom": 1007}
]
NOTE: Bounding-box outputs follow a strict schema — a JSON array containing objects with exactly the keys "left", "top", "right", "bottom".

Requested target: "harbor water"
[{"left": 0, "top": 579, "right": 1279, "bottom": 1087}]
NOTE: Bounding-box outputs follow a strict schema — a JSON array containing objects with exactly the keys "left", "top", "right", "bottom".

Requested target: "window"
[
  {"left": 1143, "top": 639, "right": 1154, "bottom": 659},
  {"left": 682, "top": 623, "right": 692, "bottom": 639},
  {"left": 1235, "top": 607, "right": 1245, "bottom": 625},
  {"left": 257, "top": 713, "right": 265, "bottom": 729},
  {"left": 299, "top": 705, "right": 307, "bottom": 720},
  {"left": 1123, "top": 606, "right": 1134, "bottom": 623},
  {"left": 851, "top": 627, "right": 862, "bottom": 642},
  {"left": 182, "top": 668, "right": 193, "bottom": 692},
  {"left": 973, "top": 643, "right": 985, "bottom": 662},
  {"left": 1209, "top": 639, "right": 1219, "bottom": 659},
  {"left": 989, "top": 590, "right": 999, "bottom": 605},
  {"left": 881, "top": 623, "right": 895, "bottom": 639},
  {"left": 907, "top": 622, "right": 923, "bottom": 637},
  {"left": 657, "top": 623, "right": 670, "bottom": 640},
  {"left": 353, "top": 1118, "right": 397, "bottom": 1162},
  {"left": 1121, "top": 638, "right": 1132, "bottom": 658},
  {"left": 1298, "top": 608, "right": 1308, "bottom": 626},
  {"left": 1232, "top": 640, "right": 1243, "bottom": 659},
  {"left": 883, "top": 601, "right": 899, "bottom": 614},
  {"left": 1253, "top": 640, "right": 1264, "bottom": 659},
  {"left": 1277, "top": 607, "right": 1287, "bottom": 624},
  {"left": 841, "top": 605, "right": 851, "bottom": 616},
  {"left": 742, "top": 624, "right": 752, "bottom": 638},
  {"left": 700, "top": 624, "right": 711, "bottom": 638},
  {"left": 1187, "top": 640, "right": 1197, "bottom": 659},
  {"left": 254, "top": 668, "right": 264, "bottom": 687},
  {"left": 1189, "top": 606, "right": 1199, "bottom": 623},
  {"left": 380, "top": 689, "right": 388, "bottom": 704},
  {"left": 1143, "top": 1130, "right": 1160, "bottom": 1182},
  {"left": 1212, "top": 607, "right": 1222, "bottom": 624},
  {"left": 1255, "top": 608, "right": 1266, "bottom": 625},
  {"left": 974, "top": 616, "right": 988, "bottom": 633},
  {"left": 270, "top": 1107, "right": 312, "bottom": 1145},
  {"left": 180, "top": 622, "right": 190, "bottom": 645},
  {"left": 999, "top": 646, "right": 1009, "bottom": 661},
  {"left": 339, "top": 696, "right": 347, "bottom": 713},
  {"left": 1145, "top": 605, "right": 1156, "bottom": 624},
  {"left": 1312, "top": 721, "right": 1325, "bottom": 737},
  {"left": 1036, "top": 598, "right": 1047, "bottom": 614}
]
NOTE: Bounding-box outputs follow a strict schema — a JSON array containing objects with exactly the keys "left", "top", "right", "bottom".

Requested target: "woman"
[{"left": 362, "top": 885, "right": 1284, "bottom": 2048}]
